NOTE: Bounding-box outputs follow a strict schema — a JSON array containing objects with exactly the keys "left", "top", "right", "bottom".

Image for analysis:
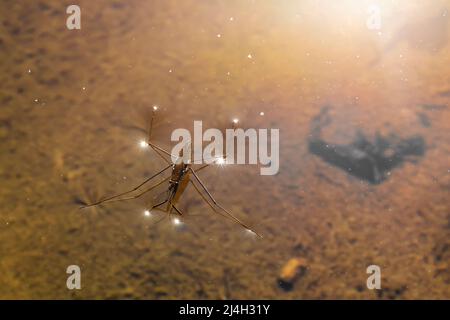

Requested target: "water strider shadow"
[{"left": 308, "top": 107, "right": 426, "bottom": 184}]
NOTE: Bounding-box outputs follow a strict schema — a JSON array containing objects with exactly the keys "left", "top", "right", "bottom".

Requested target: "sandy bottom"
[{"left": 0, "top": 0, "right": 449, "bottom": 299}]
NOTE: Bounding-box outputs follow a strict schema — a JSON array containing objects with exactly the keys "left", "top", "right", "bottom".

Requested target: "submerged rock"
[{"left": 277, "top": 258, "right": 307, "bottom": 291}]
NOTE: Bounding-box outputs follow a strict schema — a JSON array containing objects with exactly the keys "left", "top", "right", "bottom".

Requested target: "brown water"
[{"left": 0, "top": 0, "right": 449, "bottom": 299}]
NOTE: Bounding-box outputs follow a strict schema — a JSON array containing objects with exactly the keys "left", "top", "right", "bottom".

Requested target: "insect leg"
[
  {"left": 151, "top": 199, "right": 168, "bottom": 209},
  {"left": 194, "top": 154, "right": 229, "bottom": 173},
  {"left": 150, "top": 145, "right": 172, "bottom": 165},
  {"left": 83, "top": 165, "right": 171, "bottom": 208},
  {"left": 189, "top": 180, "right": 230, "bottom": 220},
  {"left": 171, "top": 203, "right": 184, "bottom": 216},
  {"left": 148, "top": 107, "right": 157, "bottom": 142},
  {"left": 146, "top": 199, "right": 171, "bottom": 225},
  {"left": 188, "top": 168, "right": 262, "bottom": 238},
  {"left": 80, "top": 165, "right": 171, "bottom": 208},
  {"left": 81, "top": 176, "right": 170, "bottom": 208},
  {"left": 147, "top": 141, "right": 180, "bottom": 161}
]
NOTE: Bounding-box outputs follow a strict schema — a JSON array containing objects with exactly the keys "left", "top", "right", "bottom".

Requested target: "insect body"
[{"left": 81, "top": 109, "right": 261, "bottom": 237}]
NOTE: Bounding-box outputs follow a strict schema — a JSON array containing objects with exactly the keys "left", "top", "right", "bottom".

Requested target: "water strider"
[{"left": 81, "top": 107, "right": 261, "bottom": 238}]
